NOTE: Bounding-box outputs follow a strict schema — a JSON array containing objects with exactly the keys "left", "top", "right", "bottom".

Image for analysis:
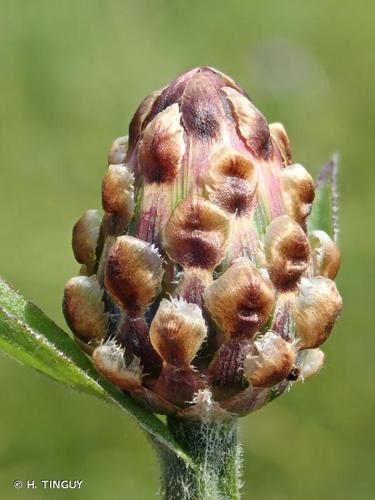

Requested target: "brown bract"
[
  {"left": 295, "top": 277, "right": 343, "bottom": 349},
  {"left": 244, "top": 331, "right": 296, "bottom": 387},
  {"left": 281, "top": 164, "right": 315, "bottom": 224},
  {"left": 203, "top": 147, "right": 258, "bottom": 215},
  {"left": 270, "top": 122, "right": 292, "bottom": 165},
  {"left": 223, "top": 86, "right": 273, "bottom": 159},
  {"left": 204, "top": 258, "right": 275, "bottom": 339},
  {"left": 138, "top": 103, "right": 185, "bottom": 184},
  {"left": 163, "top": 195, "right": 231, "bottom": 270},
  {"left": 264, "top": 215, "right": 310, "bottom": 290},
  {"left": 150, "top": 298, "right": 207, "bottom": 367},
  {"left": 72, "top": 210, "right": 101, "bottom": 274},
  {"left": 93, "top": 341, "right": 142, "bottom": 390},
  {"left": 104, "top": 235, "right": 164, "bottom": 315},
  {"left": 63, "top": 276, "right": 106, "bottom": 344},
  {"left": 309, "top": 230, "right": 341, "bottom": 279}
]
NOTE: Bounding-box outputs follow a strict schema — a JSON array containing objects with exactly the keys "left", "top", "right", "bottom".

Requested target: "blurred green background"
[{"left": 0, "top": 0, "right": 374, "bottom": 498}]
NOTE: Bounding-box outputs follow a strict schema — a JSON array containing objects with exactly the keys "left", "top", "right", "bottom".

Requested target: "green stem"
[{"left": 154, "top": 417, "right": 241, "bottom": 500}]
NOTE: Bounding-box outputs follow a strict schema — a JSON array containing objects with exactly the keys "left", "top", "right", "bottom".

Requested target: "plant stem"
[{"left": 155, "top": 417, "right": 241, "bottom": 500}]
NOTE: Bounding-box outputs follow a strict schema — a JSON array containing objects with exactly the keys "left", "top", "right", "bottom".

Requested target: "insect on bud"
[{"left": 244, "top": 331, "right": 295, "bottom": 387}]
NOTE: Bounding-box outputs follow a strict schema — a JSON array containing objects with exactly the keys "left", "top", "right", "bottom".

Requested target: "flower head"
[{"left": 63, "top": 67, "right": 342, "bottom": 419}]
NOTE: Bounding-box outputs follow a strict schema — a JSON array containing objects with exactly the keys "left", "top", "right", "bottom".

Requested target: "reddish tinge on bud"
[{"left": 64, "top": 67, "right": 342, "bottom": 419}]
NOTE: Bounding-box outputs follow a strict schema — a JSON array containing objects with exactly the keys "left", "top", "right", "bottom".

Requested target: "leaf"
[
  {"left": 0, "top": 277, "right": 194, "bottom": 467},
  {"left": 308, "top": 154, "right": 339, "bottom": 241}
]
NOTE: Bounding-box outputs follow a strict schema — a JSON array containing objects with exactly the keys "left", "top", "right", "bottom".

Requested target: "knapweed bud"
[{"left": 63, "top": 67, "right": 342, "bottom": 419}]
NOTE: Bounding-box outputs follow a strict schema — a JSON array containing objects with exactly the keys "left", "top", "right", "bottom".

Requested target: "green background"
[{"left": 0, "top": 1, "right": 374, "bottom": 498}]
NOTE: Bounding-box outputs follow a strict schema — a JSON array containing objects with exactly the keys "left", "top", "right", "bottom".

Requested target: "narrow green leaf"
[
  {"left": 0, "top": 277, "right": 194, "bottom": 467},
  {"left": 308, "top": 154, "right": 339, "bottom": 240}
]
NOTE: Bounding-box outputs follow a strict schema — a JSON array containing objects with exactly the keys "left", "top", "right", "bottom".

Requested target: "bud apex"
[
  {"left": 104, "top": 235, "right": 164, "bottom": 315},
  {"left": 309, "top": 230, "right": 341, "bottom": 279},
  {"left": 264, "top": 215, "right": 310, "bottom": 290},
  {"left": 204, "top": 258, "right": 275, "bottom": 339},
  {"left": 150, "top": 298, "right": 207, "bottom": 367},
  {"left": 295, "top": 277, "right": 342, "bottom": 349},
  {"left": 63, "top": 276, "right": 106, "bottom": 344},
  {"left": 244, "top": 331, "right": 295, "bottom": 387},
  {"left": 223, "top": 87, "right": 272, "bottom": 159}
]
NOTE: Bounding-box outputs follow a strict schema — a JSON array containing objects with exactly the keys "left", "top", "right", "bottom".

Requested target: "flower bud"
[
  {"left": 244, "top": 331, "right": 295, "bottom": 387},
  {"left": 64, "top": 67, "right": 342, "bottom": 419}
]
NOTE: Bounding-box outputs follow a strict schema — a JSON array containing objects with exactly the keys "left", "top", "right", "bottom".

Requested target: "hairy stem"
[{"left": 155, "top": 417, "right": 241, "bottom": 500}]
